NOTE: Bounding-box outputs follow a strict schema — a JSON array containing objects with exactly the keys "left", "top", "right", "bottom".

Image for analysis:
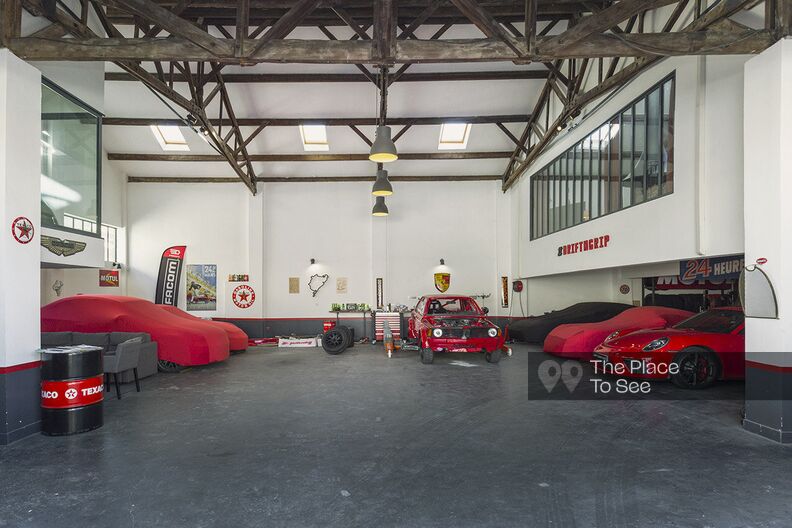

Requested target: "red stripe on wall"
[
  {"left": 745, "top": 360, "right": 792, "bottom": 374},
  {"left": 0, "top": 360, "right": 41, "bottom": 374},
  {"left": 213, "top": 316, "right": 527, "bottom": 321}
]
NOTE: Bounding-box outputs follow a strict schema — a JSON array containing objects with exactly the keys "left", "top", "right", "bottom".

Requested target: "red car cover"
[
  {"left": 41, "top": 295, "right": 230, "bottom": 367},
  {"left": 543, "top": 306, "right": 694, "bottom": 359},
  {"left": 159, "top": 305, "right": 248, "bottom": 352}
]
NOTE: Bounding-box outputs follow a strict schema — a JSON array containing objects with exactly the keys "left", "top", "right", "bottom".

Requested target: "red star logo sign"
[
  {"left": 232, "top": 285, "right": 255, "bottom": 309},
  {"left": 11, "top": 216, "right": 34, "bottom": 244}
]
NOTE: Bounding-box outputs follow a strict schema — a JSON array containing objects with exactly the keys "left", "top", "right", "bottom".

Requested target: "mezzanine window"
[{"left": 530, "top": 74, "right": 675, "bottom": 240}]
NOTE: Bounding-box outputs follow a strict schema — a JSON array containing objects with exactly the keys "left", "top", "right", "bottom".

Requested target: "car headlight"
[
  {"left": 643, "top": 338, "right": 669, "bottom": 352},
  {"left": 606, "top": 331, "right": 620, "bottom": 342},
  {"left": 432, "top": 328, "right": 443, "bottom": 338},
  {"left": 488, "top": 328, "right": 499, "bottom": 337}
]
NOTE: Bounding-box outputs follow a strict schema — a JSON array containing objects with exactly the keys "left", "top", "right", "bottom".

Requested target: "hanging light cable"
[{"left": 369, "top": 66, "right": 398, "bottom": 163}]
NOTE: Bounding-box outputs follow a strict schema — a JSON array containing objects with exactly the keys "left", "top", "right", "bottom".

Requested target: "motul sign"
[{"left": 155, "top": 245, "right": 186, "bottom": 305}]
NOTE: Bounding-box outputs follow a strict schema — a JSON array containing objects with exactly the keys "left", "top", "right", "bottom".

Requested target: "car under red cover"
[
  {"left": 159, "top": 305, "right": 248, "bottom": 352},
  {"left": 408, "top": 295, "right": 507, "bottom": 364},
  {"left": 41, "top": 295, "right": 230, "bottom": 368},
  {"left": 593, "top": 307, "right": 745, "bottom": 389},
  {"left": 544, "top": 306, "right": 694, "bottom": 359}
]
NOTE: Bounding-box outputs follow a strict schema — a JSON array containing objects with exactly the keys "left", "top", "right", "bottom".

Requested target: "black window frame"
[
  {"left": 41, "top": 76, "right": 103, "bottom": 239},
  {"left": 529, "top": 72, "right": 676, "bottom": 240}
]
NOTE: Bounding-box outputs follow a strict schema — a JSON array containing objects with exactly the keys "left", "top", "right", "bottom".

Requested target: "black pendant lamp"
[
  {"left": 372, "top": 196, "right": 389, "bottom": 217},
  {"left": 369, "top": 66, "right": 398, "bottom": 163},
  {"left": 372, "top": 164, "right": 393, "bottom": 196}
]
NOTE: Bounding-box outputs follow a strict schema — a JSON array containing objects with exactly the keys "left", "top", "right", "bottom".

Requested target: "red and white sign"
[
  {"left": 232, "top": 284, "right": 256, "bottom": 309},
  {"left": 41, "top": 375, "right": 104, "bottom": 409},
  {"left": 99, "top": 269, "right": 120, "bottom": 287},
  {"left": 557, "top": 235, "right": 610, "bottom": 257},
  {"left": 278, "top": 337, "right": 318, "bottom": 347},
  {"left": 11, "top": 216, "right": 34, "bottom": 244},
  {"left": 756, "top": 257, "right": 768, "bottom": 265}
]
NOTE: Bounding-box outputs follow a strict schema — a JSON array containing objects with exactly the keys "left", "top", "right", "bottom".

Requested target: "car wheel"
[
  {"left": 485, "top": 349, "right": 502, "bottom": 364},
  {"left": 157, "top": 360, "right": 183, "bottom": 373},
  {"left": 322, "top": 328, "right": 349, "bottom": 355},
  {"left": 341, "top": 326, "right": 355, "bottom": 348},
  {"left": 670, "top": 347, "right": 720, "bottom": 389},
  {"left": 420, "top": 348, "right": 434, "bottom": 364}
]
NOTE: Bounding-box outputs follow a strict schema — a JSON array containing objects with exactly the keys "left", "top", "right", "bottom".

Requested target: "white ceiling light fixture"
[
  {"left": 438, "top": 122, "right": 472, "bottom": 150},
  {"left": 150, "top": 125, "right": 190, "bottom": 151},
  {"left": 299, "top": 124, "right": 330, "bottom": 152}
]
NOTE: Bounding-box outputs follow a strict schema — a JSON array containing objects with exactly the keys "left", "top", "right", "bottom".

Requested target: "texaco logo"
[
  {"left": 232, "top": 285, "right": 255, "bottom": 309},
  {"left": 65, "top": 388, "right": 78, "bottom": 399},
  {"left": 11, "top": 216, "right": 34, "bottom": 244}
]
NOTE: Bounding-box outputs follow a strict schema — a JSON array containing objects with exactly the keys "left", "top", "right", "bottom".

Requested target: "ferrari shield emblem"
[{"left": 434, "top": 273, "right": 451, "bottom": 293}]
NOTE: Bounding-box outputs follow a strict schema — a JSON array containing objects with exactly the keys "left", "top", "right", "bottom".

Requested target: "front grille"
[
  {"left": 436, "top": 328, "right": 494, "bottom": 339},
  {"left": 469, "top": 328, "right": 493, "bottom": 338}
]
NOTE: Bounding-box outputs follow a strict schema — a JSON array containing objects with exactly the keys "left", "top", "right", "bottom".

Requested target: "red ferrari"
[
  {"left": 408, "top": 295, "right": 507, "bottom": 364},
  {"left": 544, "top": 306, "right": 693, "bottom": 360},
  {"left": 593, "top": 307, "right": 745, "bottom": 389}
]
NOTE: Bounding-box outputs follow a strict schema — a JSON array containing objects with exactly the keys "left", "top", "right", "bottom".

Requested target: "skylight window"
[
  {"left": 438, "top": 122, "right": 472, "bottom": 150},
  {"left": 150, "top": 125, "right": 189, "bottom": 151},
  {"left": 299, "top": 124, "right": 329, "bottom": 151}
]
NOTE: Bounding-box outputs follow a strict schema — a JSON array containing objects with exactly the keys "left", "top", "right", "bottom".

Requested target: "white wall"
[
  {"left": 506, "top": 55, "right": 747, "bottom": 314},
  {"left": 126, "top": 182, "right": 250, "bottom": 317},
  {"left": 125, "top": 179, "right": 510, "bottom": 318}
]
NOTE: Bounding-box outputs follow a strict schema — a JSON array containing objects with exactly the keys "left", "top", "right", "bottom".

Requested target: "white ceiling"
[{"left": 102, "top": 23, "right": 555, "bottom": 182}]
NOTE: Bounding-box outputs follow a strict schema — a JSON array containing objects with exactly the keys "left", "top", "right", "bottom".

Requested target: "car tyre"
[
  {"left": 420, "top": 348, "right": 434, "bottom": 364},
  {"left": 322, "top": 328, "right": 349, "bottom": 355},
  {"left": 157, "top": 360, "right": 183, "bottom": 373},
  {"left": 670, "top": 347, "right": 720, "bottom": 389},
  {"left": 485, "top": 349, "right": 502, "bottom": 364}
]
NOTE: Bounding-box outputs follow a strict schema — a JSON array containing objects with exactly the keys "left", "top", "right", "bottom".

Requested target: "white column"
[
  {"left": 0, "top": 50, "right": 42, "bottom": 443},
  {"left": 742, "top": 38, "right": 792, "bottom": 443},
  {"left": 0, "top": 50, "right": 42, "bottom": 369}
]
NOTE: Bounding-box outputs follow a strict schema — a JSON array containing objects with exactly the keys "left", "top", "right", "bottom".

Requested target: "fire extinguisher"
[{"left": 510, "top": 280, "right": 525, "bottom": 317}]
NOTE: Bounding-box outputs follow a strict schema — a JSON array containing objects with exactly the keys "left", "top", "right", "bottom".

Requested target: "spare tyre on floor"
[
  {"left": 508, "top": 302, "right": 633, "bottom": 343},
  {"left": 322, "top": 326, "right": 351, "bottom": 354}
]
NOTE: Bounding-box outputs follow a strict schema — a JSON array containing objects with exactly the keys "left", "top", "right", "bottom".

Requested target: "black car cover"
[{"left": 507, "top": 302, "right": 633, "bottom": 343}]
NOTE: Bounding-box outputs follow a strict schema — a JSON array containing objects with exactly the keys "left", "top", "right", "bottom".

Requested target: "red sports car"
[
  {"left": 593, "top": 307, "right": 745, "bottom": 389},
  {"left": 544, "top": 306, "right": 693, "bottom": 360},
  {"left": 408, "top": 295, "right": 507, "bottom": 364}
]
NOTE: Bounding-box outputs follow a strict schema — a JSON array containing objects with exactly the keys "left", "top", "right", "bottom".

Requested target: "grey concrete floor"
[{"left": 1, "top": 344, "right": 790, "bottom": 528}]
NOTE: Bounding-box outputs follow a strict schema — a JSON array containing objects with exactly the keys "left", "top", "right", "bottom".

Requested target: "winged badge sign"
[{"left": 41, "top": 235, "right": 87, "bottom": 257}]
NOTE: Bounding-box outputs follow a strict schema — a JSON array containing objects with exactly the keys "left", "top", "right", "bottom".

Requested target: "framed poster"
[
  {"left": 186, "top": 264, "right": 217, "bottom": 311},
  {"left": 376, "top": 277, "right": 384, "bottom": 309},
  {"left": 336, "top": 277, "right": 348, "bottom": 294},
  {"left": 289, "top": 277, "right": 300, "bottom": 294}
]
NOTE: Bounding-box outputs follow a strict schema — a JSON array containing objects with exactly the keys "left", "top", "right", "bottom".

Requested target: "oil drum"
[{"left": 40, "top": 345, "right": 105, "bottom": 436}]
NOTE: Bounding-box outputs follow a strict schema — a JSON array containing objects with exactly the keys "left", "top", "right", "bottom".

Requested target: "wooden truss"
[{"left": 1, "top": 0, "right": 789, "bottom": 194}]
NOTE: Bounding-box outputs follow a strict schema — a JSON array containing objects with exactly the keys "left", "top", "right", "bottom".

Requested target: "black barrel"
[{"left": 40, "top": 345, "right": 105, "bottom": 436}]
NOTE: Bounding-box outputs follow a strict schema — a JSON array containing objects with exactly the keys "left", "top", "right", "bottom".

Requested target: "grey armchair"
[{"left": 104, "top": 337, "right": 142, "bottom": 399}]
